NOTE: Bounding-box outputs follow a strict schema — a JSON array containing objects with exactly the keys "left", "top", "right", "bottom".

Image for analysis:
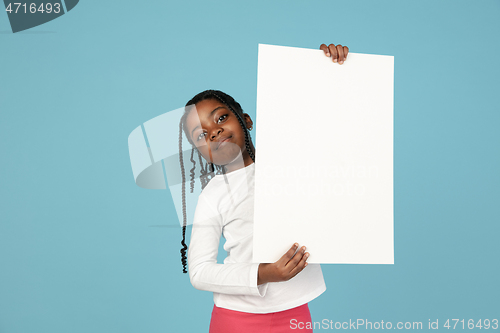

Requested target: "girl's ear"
[{"left": 242, "top": 113, "right": 253, "bottom": 130}]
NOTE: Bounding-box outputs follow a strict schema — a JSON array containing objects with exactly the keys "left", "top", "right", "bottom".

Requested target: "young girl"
[{"left": 177, "top": 43, "right": 349, "bottom": 333}]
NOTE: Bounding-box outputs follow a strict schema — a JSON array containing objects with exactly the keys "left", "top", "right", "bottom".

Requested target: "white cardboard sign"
[{"left": 253, "top": 44, "right": 394, "bottom": 264}]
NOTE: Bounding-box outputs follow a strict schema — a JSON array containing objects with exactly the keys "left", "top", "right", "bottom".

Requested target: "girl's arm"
[
  {"left": 188, "top": 194, "right": 269, "bottom": 297},
  {"left": 189, "top": 194, "right": 310, "bottom": 294}
]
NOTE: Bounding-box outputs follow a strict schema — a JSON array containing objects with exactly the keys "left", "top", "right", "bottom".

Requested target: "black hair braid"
[
  {"left": 210, "top": 92, "right": 255, "bottom": 164},
  {"left": 177, "top": 90, "right": 256, "bottom": 273},
  {"left": 178, "top": 118, "right": 188, "bottom": 273},
  {"left": 189, "top": 148, "right": 196, "bottom": 193},
  {"left": 215, "top": 164, "right": 223, "bottom": 175},
  {"left": 195, "top": 150, "right": 208, "bottom": 189},
  {"left": 197, "top": 150, "right": 206, "bottom": 175}
]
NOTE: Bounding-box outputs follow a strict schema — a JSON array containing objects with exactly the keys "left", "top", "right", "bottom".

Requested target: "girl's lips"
[{"left": 216, "top": 136, "right": 231, "bottom": 150}]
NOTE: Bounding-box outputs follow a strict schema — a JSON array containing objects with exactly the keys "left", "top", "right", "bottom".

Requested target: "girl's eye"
[
  {"left": 197, "top": 132, "right": 206, "bottom": 141},
  {"left": 195, "top": 115, "right": 228, "bottom": 141}
]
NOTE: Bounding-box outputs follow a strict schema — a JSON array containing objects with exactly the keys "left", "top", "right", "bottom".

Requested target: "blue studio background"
[{"left": 1, "top": 1, "right": 499, "bottom": 332}]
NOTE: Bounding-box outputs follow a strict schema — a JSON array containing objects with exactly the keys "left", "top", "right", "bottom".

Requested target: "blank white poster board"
[{"left": 253, "top": 44, "right": 394, "bottom": 264}]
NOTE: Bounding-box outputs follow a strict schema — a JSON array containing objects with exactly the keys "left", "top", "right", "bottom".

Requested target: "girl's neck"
[{"left": 222, "top": 146, "right": 256, "bottom": 174}]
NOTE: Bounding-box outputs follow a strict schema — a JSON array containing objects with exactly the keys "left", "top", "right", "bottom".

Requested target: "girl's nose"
[{"left": 210, "top": 128, "right": 222, "bottom": 140}]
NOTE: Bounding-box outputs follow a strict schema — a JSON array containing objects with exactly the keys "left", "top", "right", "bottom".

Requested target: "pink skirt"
[{"left": 209, "top": 303, "right": 313, "bottom": 333}]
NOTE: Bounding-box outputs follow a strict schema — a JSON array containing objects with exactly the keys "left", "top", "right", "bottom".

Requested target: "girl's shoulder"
[{"left": 200, "top": 167, "right": 254, "bottom": 213}]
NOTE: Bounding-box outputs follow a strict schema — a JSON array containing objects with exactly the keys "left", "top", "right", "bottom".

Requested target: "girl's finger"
[
  {"left": 343, "top": 46, "right": 349, "bottom": 61},
  {"left": 328, "top": 44, "right": 338, "bottom": 63},
  {"left": 336, "top": 44, "right": 345, "bottom": 64},
  {"left": 289, "top": 252, "right": 309, "bottom": 277},
  {"left": 279, "top": 243, "right": 299, "bottom": 265},
  {"left": 285, "top": 246, "right": 306, "bottom": 268},
  {"left": 320, "top": 44, "right": 330, "bottom": 57}
]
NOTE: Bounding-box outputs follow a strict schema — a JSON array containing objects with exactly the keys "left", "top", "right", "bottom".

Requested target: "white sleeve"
[{"left": 187, "top": 194, "right": 269, "bottom": 297}]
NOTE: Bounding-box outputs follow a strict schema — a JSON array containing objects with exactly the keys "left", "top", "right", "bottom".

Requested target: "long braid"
[
  {"left": 211, "top": 92, "right": 255, "bottom": 163},
  {"left": 177, "top": 90, "right": 256, "bottom": 273},
  {"left": 215, "top": 164, "right": 223, "bottom": 175},
  {"left": 178, "top": 116, "right": 188, "bottom": 273},
  {"left": 197, "top": 150, "right": 205, "bottom": 175},
  {"left": 196, "top": 150, "right": 207, "bottom": 189},
  {"left": 189, "top": 148, "right": 196, "bottom": 193}
]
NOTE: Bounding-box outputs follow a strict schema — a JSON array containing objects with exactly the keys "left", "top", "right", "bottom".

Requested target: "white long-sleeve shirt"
[{"left": 187, "top": 162, "right": 326, "bottom": 314}]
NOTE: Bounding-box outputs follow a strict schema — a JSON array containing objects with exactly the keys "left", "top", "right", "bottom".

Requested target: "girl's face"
[{"left": 185, "top": 98, "right": 254, "bottom": 170}]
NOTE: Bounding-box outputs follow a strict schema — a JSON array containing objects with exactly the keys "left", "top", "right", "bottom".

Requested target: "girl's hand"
[
  {"left": 320, "top": 43, "right": 349, "bottom": 64},
  {"left": 257, "top": 243, "right": 309, "bottom": 285}
]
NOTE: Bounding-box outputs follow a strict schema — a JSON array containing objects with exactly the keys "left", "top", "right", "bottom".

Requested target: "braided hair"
[{"left": 178, "top": 90, "right": 255, "bottom": 273}]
